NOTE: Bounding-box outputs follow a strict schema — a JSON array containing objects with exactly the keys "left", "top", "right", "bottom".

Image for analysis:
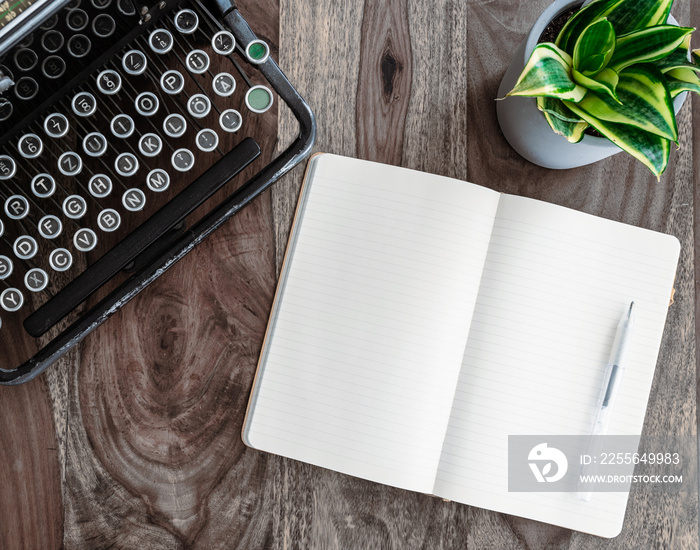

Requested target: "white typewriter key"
[
  {"left": 122, "top": 188, "right": 146, "bottom": 212},
  {"left": 18, "top": 133, "right": 43, "bottom": 158},
  {"left": 97, "top": 69, "right": 122, "bottom": 95},
  {"left": 212, "top": 72, "right": 235, "bottom": 97},
  {"left": 171, "top": 148, "right": 194, "bottom": 172},
  {"left": 163, "top": 113, "right": 186, "bottom": 138},
  {"left": 49, "top": 248, "right": 73, "bottom": 272},
  {"left": 73, "top": 228, "right": 98, "bottom": 252},
  {"left": 122, "top": 50, "right": 147, "bottom": 75},
  {"left": 0, "top": 155, "right": 17, "bottom": 180},
  {"left": 83, "top": 132, "right": 108, "bottom": 157},
  {"left": 31, "top": 173, "right": 56, "bottom": 198},
  {"left": 5, "top": 195, "right": 29, "bottom": 220},
  {"left": 187, "top": 94, "right": 211, "bottom": 119},
  {"left": 88, "top": 174, "right": 112, "bottom": 198},
  {"left": 115, "top": 152, "right": 139, "bottom": 177},
  {"left": 44, "top": 113, "right": 69, "bottom": 138},
  {"left": 97, "top": 208, "right": 121, "bottom": 232},
  {"left": 138, "top": 133, "right": 162, "bottom": 157},
  {"left": 149, "top": 29, "right": 173, "bottom": 54},
  {"left": 58, "top": 151, "right": 83, "bottom": 176},
  {"left": 110, "top": 114, "right": 135, "bottom": 138},
  {"left": 0, "top": 255, "right": 13, "bottom": 280},
  {"left": 219, "top": 109, "right": 242, "bottom": 133},
  {"left": 160, "top": 70, "right": 184, "bottom": 95},
  {"left": 174, "top": 9, "right": 198, "bottom": 34},
  {"left": 195, "top": 128, "right": 218, "bottom": 152},
  {"left": 212, "top": 30, "right": 235, "bottom": 55},
  {"left": 72, "top": 91, "right": 97, "bottom": 117},
  {"left": 135, "top": 92, "right": 159, "bottom": 117},
  {"left": 63, "top": 195, "right": 88, "bottom": 219},
  {"left": 38, "top": 215, "right": 63, "bottom": 239},
  {"left": 0, "top": 288, "right": 23, "bottom": 312},
  {"left": 25, "top": 268, "right": 49, "bottom": 292},
  {"left": 186, "top": 49, "right": 210, "bottom": 74},
  {"left": 13, "top": 235, "right": 38, "bottom": 260},
  {"left": 146, "top": 168, "right": 170, "bottom": 192}
]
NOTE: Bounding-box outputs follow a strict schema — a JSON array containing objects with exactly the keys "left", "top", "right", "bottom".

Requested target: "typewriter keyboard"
[{"left": 0, "top": 0, "right": 291, "bottom": 375}]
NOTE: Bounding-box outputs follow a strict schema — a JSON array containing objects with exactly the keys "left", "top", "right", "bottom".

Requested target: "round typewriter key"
[
  {"left": 97, "top": 208, "right": 121, "bottom": 232},
  {"left": 67, "top": 34, "right": 91, "bottom": 58},
  {"left": 14, "top": 48, "right": 38, "bottom": 71},
  {"left": 92, "top": 13, "right": 116, "bottom": 38},
  {"left": 187, "top": 94, "right": 210, "bottom": 119},
  {"left": 245, "top": 85, "right": 274, "bottom": 113},
  {"left": 97, "top": 69, "right": 122, "bottom": 95},
  {"left": 212, "top": 72, "right": 235, "bottom": 97},
  {"left": 138, "top": 133, "right": 162, "bottom": 157},
  {"left": 74, "top": 228, "right": 98, "bottom": 252},
  {"left": 31, "top": 173, "right": 56, "bottom": 198},
  {"left": 149, "top": 29, "right": 173, "bottom": 54},
  {"left": 92, "top": 0, "right": 112, "bottom": 8},
  {"left": 25, "top": 268, "right": 49, "bottom": 293},
  {"left": 122, "top": 50, "right": 147, "bottom": 75},
  {"left": 245, "top": 40, "right": 270, "bottom": 64},
  {"left": 44, "top": 113, "right": 69, "bottom": 138},
  {"left": 163, "top": 113, "right": 186, "bottom": 138},
  {"left": 219, "top": 109, "right": 242, "bottom": 133},
  {"left": 38, "top": 215, "right": 63, "bottom": 239},
  {"left": 195, "top": 128, "right": 218, "bottom": 152},
  {"left": 58, "top": 152, "right": 83, "bottom": 176},
  {"left": 40, "top": 14, "right": 59, "bottom": 30},
  {"left": 88, "top": 174, "right": 113, "bottom": 198},
  {"left": 5, "top": 195, "right": 29, "bottom": 220},
  {"left": 146, "top": 168, "right": 170, "bottom": 192},
  {"left": 0, "top": 255, "right": 12, "bottom": 280},
  {"left": 0, "top": 100, "right": 13, "bottom": 122},
  {"left": 160, "top": 70, "right": 184, "bottom": 95},
  {"left": 186, "top": 50, "right": 210, "bottom": 74},
  {"left": 212, "top": 30, "right": 235, "bottom": 55},
  {"left": 63, "top": 195, "right": 88, "bottom": 219},
  {"left": 135, "top": 92, "right": 159, "bottom": 116},
  {"left": 171, "top": 148, "right": 194, "bottom": 172},
  {"left": 67, "top": 8, "right": 89, "bottom": 31},
  {"left": 13, "top": 235, "right": 38, "bottom": 260},
  {"left": 0, "top": 155, "right": 17, "bottom": 180},
  {"left": 42, "top": 56, "right": 66, "bottom": 79},
  {"left": 122, "top": 188, "right": 146, "bottom": 212},
  {"left": 18, "top": 133, "right": 43, "bottom": 158},
  {"left": 72, "top": 91, "right": 97, "bottom": 117},
  {"left": 0, "top": 288, "right": 23, "bottom": 312},
  {"left": 115, "top": 152, "right": 139, "bottom": 177},
  {"left": 174, "top": 9, "right": 198, "bottom": 34},
  {"left": 15, "top": 77, "right": 38, "bottom": 100},
  {"left": 83, "top": 132, "right": 108, "bottom": 157},
  {"left": 49, "top": 248, "right": 73, "bottom": 272},
  {"left": 41, "top": 30, "right": 65, "bottom": 53},
  {"left": 111, "top": 114, "right": 135, "bottom": 138}
]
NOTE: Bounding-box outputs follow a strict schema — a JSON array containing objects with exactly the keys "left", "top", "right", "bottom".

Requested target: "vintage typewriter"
[{"left": 0, "top": 0, "right": 315, "bottom": 384}]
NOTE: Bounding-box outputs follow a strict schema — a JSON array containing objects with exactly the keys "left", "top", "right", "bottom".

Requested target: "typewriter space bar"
[{"left": 25, "top": 138, "right": 261, "bottom": 338}]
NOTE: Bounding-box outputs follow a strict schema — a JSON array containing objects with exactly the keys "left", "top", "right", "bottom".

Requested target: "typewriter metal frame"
[{"left": 0, "top": 0, "right": 316, "bottom": 384}]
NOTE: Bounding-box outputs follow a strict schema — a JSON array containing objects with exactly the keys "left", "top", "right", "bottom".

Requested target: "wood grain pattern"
[{"left": 1, "top": 0, "right": 697, "bottom": 548}]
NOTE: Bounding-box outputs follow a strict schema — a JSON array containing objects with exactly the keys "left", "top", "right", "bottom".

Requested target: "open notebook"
[{"left": 242, "top": 154, "right": 680, "bottom": 538}]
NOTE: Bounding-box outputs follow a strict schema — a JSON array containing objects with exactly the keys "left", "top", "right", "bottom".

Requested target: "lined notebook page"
[
  {"left": 433, "top": 194, "right": 680, "bottom": 537},
  {"left": 244, "top": 155, "right": 501, "bottom": 492}
]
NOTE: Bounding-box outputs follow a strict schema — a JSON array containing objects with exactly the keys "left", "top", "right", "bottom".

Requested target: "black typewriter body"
[{"left": 0, "top": 0, "right": 315, "bottom": 384}]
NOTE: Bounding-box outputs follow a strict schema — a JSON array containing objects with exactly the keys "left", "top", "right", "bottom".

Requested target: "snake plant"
[{"left": 505, "top": 0, "right": 700, "bottom": 177}]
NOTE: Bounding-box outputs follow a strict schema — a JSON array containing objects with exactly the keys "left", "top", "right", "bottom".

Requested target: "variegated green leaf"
[
  {"left": 574, "top": 19, "right": 616, "bottom": 75},
  {"left": 507, "top": 44, "right": 586, "bottom": 101},
  {"left": 537, "top": 96, "right": 584, "bottom": 123},
  {"left": 608, "top": 26, "right": 694, "bottom": 72},
  {"left": 573, "top": 65, "right": 677, "bottom": 141},
  {"left": 565, "top": 100, "right": 671, "bottom": 177},
  {"left": 573, "top": 67, "right": 620, "bottom": 100}
]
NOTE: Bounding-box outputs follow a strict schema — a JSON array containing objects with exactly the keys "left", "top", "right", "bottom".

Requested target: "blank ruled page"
[
  {"left": 433, "top": 194, "right": 680, "bottom": 537},
  {"left": 244, "top": 155, "right": 501, "bottom": 492}
]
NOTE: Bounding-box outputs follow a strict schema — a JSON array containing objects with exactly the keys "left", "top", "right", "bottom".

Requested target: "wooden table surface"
[{"left": 2, "top": 0, "right": 698, "bottom": 548}]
